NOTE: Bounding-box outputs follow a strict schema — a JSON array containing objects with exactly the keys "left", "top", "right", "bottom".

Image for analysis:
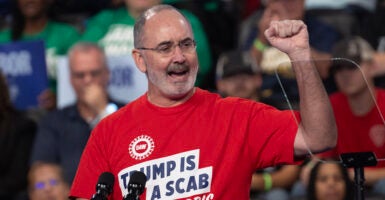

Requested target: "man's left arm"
[{"left": 265, "top": 20, "right": 337, "bottom": 156}]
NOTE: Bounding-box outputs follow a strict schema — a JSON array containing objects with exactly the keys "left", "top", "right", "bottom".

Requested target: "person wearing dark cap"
[
  {"left": 291, "top": 36, "right": 385, "bottom": 199},
  {"left": 216, "top": 50, "right": 262, "bottom": 101},
  {"left": 317, "top": 36, "right": 385, "bottom": 198},
  {"left": 216, "top": 50, "right": 300, "bottom": 200}
]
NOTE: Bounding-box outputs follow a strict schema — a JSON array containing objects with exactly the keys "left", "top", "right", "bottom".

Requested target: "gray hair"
[
  {"left": 67, "top": 42, "right": 107, "bottom": 68},
  {"left": 133, "top": 4, "right": 192, "bottom": 48}
]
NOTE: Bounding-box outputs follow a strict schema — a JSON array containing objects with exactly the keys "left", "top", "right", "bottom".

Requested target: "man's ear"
[
  {"left": 132, "top": 49, "right": 147, "bottom": 73},
  {"left": 216, "top": 79, "right": 224, "bottom": 93}
]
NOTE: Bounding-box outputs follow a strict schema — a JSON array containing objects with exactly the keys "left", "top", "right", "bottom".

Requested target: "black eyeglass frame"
[{"left": 136, "top": 39, "right": 197, "bottom": 55}]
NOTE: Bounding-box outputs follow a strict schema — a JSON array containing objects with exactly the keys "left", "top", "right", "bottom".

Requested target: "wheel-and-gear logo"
[{"left": 129, "top": 135, "right": 155, "bottom": 160}]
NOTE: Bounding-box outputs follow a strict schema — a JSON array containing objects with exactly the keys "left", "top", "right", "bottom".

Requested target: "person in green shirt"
[
  {"left": 0, "top": 0, "right": 80, "bottom": 111},
  {"left": 81, "top": 0, "right": 212, "bottom": 87}
]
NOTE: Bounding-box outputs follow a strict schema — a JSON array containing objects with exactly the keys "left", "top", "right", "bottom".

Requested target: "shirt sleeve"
[{"left": 247, "top": 103, "right": 300, "bottom": 169}]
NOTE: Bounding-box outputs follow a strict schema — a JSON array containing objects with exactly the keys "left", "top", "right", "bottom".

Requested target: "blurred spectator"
[
  {"left": 216, "top": 50, "right": 262, "bottom": 100},
  {"left": 215, "top": 50, "right": 300, "bottom": 200},
  {"left": 50, "top": 0, "right": 124, "bottom": 32},
  {"left": 28, "top": 161, "right": 70, "bottom": 200},
  {"left": 52, "top": 0, "right": 118, "bottom": 16},
  {"left": 324, "top": 36, "right": 385, "bottom": 197},
  {"left": 0, "top": 69, "right": 37, "bottom": 200},
  {"left": 30, "top": 42, "right": 124, "bottom": 185},
  {"left": 307, "top": 160, "right": 354, "bottom": 200},
  {"left": 293, "top": 36, "right": 385, "bottom": 199},
  {"left": 359, "top": 1, "right": 385, "bottom": 88},
  {"left": 169, "top": 0, "right": 241, "bottom": 90},
  {"left": 305, "top": 0, "right": 377, "bottom": 13},
  {"left": 0, "top": 0, "right": 80, "bottom": 111},
  {"left": 304, "top": 0, "right": 375, "bottom": 45},
  {"left": 80, "top": 0, "right": 212, "bottom": 87},
  {"left": 240, "top": 0, "right": 340, "bottom": 77},
  {"left": 249, "top": 165, "right": 300, "bottom": 200},
  {"left": 238, "top": 0, "right": 341, "bottom": 109},
  {"left": 241, "top": 0, "right": 261, "bottom": 20}
]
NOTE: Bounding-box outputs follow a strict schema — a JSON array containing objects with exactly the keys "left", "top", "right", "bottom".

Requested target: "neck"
[
  {"left": 24, "top": 17, "right": 48, "bottom": 35},
  {"left": 348, "top": 87, "right": 376, "bottom": 116},
  {"left": 147, "top": 88, "right": 196, "bottom": 107}
]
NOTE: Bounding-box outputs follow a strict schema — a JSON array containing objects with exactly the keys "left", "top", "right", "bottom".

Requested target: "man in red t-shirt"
[
  {"left": 69, "top": 4, "right": 336, "bottom": 200},
  {"left": 320, "top": 36, "right": 385, "bottom": 197}
]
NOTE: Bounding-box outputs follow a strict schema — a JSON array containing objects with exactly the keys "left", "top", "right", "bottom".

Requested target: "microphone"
[
  {"left": 123, "top": 171, "right": 147, "bottom": 200},
  {"left": 91, "top": 172, "right": 115, "bottom": 200}
]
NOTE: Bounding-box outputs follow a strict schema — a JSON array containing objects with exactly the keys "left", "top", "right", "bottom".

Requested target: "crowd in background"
[
  {"left": 1, "top": 0, "right": 385, "bottom": 90},
  {"left": 1, "top": 0, "right": 385, "bottom": 199}
]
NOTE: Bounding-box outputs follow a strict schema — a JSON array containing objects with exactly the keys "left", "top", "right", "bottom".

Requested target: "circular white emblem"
[{"left": 129, "top": 135, "right": 155, "bottom": 160}]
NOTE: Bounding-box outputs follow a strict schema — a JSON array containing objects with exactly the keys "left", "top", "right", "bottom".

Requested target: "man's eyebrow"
[
  {"left": 155, "top": 37, "right": 193, "bottom": 46},
  {"left": 156, "top": 40, "right": 173, "bottom": 46}
]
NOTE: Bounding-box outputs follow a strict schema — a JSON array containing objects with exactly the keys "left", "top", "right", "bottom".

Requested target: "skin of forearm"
[
  {"left": 291, "top": 51, "right": 337, "bottom": 154},
  {"left": 251, "top": 166, "right": 300, "bottom": 191}
]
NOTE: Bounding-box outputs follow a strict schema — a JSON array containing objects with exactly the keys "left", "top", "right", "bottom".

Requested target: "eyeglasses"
[
  {"left": 137, "top": 39, "right": 196, "bottom": 57},
  {"left": 34, "top": 179, "right": 60, "bottom": 190}
]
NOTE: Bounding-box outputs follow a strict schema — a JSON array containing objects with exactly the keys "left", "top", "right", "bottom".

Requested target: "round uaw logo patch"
[{"left": 129, "top": 135, "right": 155, "bottom": 160}]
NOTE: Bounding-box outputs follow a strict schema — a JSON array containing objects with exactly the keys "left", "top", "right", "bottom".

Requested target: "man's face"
[
  {"left": 217, "top": 74, "right": 262, "bottom": 100},
  {"left": 315, "top": 163, "right": 346, "bottom": 200},
  {"left": 69, "top": 49, "right": 109, "bottom": 103},
  {"left": 133, "top": 10, "right": 199, "bottom": 100},
  {"left": 18, "top": 0, "right": 50, "bottom": 19},
  {"left": 29, "top": 165, "right": 69, "bottom": 200},
  {"left": 334, "top": 62, "right": 369, "bottom": 96}
]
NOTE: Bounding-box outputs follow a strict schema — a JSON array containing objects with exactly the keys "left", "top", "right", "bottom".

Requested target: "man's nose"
[
  {"left": 83, "top": 73, "right": 94, "bottom": 83},
  {"left": 172, "top": 45, "right": 187, "bottom": 63}
]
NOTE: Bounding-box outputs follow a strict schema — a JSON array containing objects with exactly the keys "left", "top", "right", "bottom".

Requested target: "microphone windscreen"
[
  {"left": 98, "top": 172, "right": 115, "bottom": 186},
  {"left": 129, "top": 171, "right": 147, "bottom": 185}
]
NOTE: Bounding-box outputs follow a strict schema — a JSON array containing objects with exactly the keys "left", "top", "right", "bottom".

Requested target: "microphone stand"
[
  {"left": 123, "top": 182, "right": 144, "bottom": 200},
  {"left": 353, "top": 166, "right": 365, "bottom": 200},
  {"left": 123, "top": 171, "right": 146, "bottom": 200},
  {"left": 340, "top": 152, "right": 377, "bottom": 200}
]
